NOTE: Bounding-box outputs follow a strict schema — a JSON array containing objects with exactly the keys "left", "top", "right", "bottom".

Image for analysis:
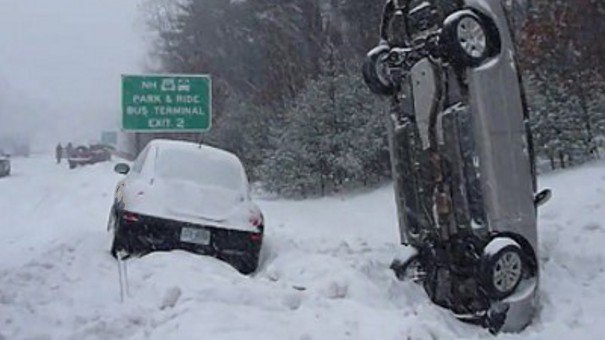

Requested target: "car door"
[{"left": 115, "top": 145, "right": 152, "bottom": 210}]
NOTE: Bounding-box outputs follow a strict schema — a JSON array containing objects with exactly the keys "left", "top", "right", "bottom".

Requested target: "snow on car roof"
[
  {"left": 148, "top": 139, "right": 247, "bottom": 190},
  {"left": 149, "top": 139, "right": 242, "bottom": 166}
]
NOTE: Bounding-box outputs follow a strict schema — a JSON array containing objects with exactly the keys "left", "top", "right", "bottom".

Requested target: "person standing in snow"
[{"left": 55, "top": 143, "right": 63, "bottom": 164}]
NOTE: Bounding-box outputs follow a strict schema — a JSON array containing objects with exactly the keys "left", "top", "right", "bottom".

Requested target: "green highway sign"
[{"left": 121, "top": 74, "right": 212, "bottom": 132}]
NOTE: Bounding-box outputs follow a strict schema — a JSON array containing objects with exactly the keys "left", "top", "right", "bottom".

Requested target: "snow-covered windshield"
[{"left": 156, "top": 148, "right": 245, "bottom": 192}]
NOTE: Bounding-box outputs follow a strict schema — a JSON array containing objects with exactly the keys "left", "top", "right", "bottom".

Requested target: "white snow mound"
[{"left": 1, "top": 155, "right": 605, "bottom": 339}]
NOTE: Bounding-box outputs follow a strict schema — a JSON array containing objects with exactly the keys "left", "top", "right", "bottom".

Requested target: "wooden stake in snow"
[{"left": 116, "top": 251, "right": 130, "bottom": 302}]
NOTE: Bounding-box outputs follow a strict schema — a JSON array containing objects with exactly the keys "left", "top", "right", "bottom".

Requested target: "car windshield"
[{"left": 155, "top": 147, "right": 245, "bottom": 192}]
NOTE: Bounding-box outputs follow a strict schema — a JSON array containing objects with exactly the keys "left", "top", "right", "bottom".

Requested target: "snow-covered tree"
[
  {"left": 259, "top": 62, "right": 390, "bottom": 197},
  {"left": 520, "top": 0, "right": 605, "bottom": 169}
]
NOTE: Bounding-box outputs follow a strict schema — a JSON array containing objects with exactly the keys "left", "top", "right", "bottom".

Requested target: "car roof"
[{"left": 148, "top": 139, "right": 243, "bottom": 167}]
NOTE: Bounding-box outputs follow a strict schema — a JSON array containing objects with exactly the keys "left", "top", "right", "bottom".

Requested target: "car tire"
[
  {"left": 441, "top": 10, "right": 500, "bottom": 68},
  {"left": 363, "top": 44, "right": 396, "bottom": 96},
  {"left": 481, "top": 239, "right": 524, "bottom": 300}
]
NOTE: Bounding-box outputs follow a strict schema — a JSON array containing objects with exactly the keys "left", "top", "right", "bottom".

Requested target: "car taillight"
[
  {"left": 249, "top": 214, "right": 263, "bottom": 228},
  {"left": 250, "top": 233, "right": 262, "bottom": 242},
  {"left": 122, "top": 212, "right": 140, "bottom": 223}
]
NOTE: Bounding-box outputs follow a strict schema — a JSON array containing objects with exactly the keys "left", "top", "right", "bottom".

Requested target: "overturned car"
[{"left": 363, "top": 0, "right": 550, "bottom": 334}]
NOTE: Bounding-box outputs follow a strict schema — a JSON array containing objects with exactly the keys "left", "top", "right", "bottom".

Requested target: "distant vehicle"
[
  {"left": 67, "top": 144, "right": 112, "bottom": 169},
  {"left": 89, "top": 144, "right": 113, "bottom": 162},
  {"left": 108, "top": 139, "right": 265, "bottom": 274},
  {"left": 0, "top": 152, "right": 10, "bottom": 177}
]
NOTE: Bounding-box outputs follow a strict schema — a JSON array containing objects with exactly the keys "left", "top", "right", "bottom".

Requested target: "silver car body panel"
[
  {"left": 465, "top": 0, "right": 537, "bottom": 252},
  {"left": 466, "top": 0, "right": 538, "bottom": 332},
  {"left": 411, "top": 58, "right": 438, "bottom": 149}
]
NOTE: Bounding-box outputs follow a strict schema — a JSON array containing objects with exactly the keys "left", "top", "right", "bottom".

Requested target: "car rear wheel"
[
  {"left": 481, "top": 238, "right": 524, "bottom": 299},
  {"left": 363, "top": 44, "right": 396, "bottom": 96}
]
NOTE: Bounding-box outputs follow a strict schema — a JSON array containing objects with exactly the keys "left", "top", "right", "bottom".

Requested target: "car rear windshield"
[{"left": 156, "top": 148, "right": 245, "bottom": 191}]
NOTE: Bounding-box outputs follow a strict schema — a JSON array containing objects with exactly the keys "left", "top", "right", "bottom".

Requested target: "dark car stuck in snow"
[
  {"left": 107, "top": 140, "right": 265, "bottom": 274},
  {"left": 363, "top": 0, "right": 551, "bottom": 334}
]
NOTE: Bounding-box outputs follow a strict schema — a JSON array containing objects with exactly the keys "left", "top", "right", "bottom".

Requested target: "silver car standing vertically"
[{"left": 363, "top": 0, "right": 551, "bottom": 334}]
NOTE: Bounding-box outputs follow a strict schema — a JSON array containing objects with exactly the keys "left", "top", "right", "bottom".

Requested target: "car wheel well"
[{"left": 490, "top": 232, "right": 537, "bottom": 275}]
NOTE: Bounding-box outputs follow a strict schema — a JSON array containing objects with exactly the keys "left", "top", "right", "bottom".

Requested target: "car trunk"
[{"left": 161, "top": 179, "right": 243, "bottom": 223}]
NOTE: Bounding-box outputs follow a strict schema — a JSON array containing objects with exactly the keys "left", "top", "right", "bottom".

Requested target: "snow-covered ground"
[{"left": 1, "top": 155, "right": 604, "bottom": 339}]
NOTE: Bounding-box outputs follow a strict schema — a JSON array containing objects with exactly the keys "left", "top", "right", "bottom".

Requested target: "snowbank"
[{"left": 1, "top": 155, "right": 604, "bottom": 339}]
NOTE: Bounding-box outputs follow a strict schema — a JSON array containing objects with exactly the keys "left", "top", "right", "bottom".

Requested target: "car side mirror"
[
  {"left": 114, "top": 163, "right": 130, "bottom": 175},
  {"left": 534, "top": 189, "right": 552, "bottom": 208}
]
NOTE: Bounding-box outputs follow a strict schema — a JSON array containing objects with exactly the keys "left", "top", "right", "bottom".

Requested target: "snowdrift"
[{"left": 0, "top": 156, "right": 604, "bottom": 339}]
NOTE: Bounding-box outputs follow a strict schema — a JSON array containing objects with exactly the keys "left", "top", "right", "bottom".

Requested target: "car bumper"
[
  {"left": 453, "top": 276, "right": 538, "bottom": 333},
  {"left": 500, "top": 277, "right": 539, "bottom": 333},
  {"left": 116, "top": 210, "right": 263, "bottom": 257}
]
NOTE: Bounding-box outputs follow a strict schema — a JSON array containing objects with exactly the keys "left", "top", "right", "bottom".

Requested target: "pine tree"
[{"left": 259, "top": 62, "right": 389, "bottom": 197}]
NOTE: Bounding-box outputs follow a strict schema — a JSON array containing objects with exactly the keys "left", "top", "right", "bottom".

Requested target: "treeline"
[
  {"left": 142, "top": 0, "right": 388, "bottom": 197},
  {"left": 142, "top": 0, "right": 605, "bottom": 197},
  {"left": 519, "top": 0, "right": 605, "bottom": 169}
]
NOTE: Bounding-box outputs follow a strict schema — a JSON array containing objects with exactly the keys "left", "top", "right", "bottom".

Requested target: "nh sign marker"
[{"left": 121, "top": 75, "right": 212, "bottom": 132}]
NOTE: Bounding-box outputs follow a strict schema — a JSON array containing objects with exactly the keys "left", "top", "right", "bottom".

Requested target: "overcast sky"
[{"left": 0, "top": 0, "right": 147, "bottom": 148}]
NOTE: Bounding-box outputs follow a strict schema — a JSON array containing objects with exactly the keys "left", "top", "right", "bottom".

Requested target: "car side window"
[{"left": 132, "top": 146, "right": 150, "bottom": 174}]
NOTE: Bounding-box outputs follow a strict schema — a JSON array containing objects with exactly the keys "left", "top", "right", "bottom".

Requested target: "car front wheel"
[{"left": 442, "top": 10, "right": 500, "bottom": 68}]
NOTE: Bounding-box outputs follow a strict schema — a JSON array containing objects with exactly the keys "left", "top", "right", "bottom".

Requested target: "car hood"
[{"left": 123, "top": 177, "right": 258, "bottom": 232}]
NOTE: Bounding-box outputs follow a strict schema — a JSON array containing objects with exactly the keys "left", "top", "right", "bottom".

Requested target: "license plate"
[{"left": 180, "top": 227, "right": 210, "bottom": 245}]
